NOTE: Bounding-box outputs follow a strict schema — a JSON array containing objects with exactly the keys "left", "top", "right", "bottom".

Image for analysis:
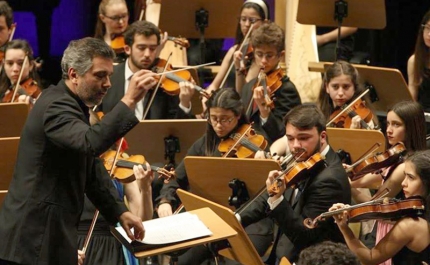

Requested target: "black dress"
[{"left": 392, "top": 243, "right": 430, "bottom": 265}]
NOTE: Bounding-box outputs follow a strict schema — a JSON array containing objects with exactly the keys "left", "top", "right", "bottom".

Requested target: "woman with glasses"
[
  {"left": 235, "top": 22, "right": 301, "bottom": 144},
  {"left": 408, "top": 10, "right": 430, "bottom": 111},
  {"left": 204, "top": 0, "right": 269, "bottom": 96},
  {"left": 156, "top": 88, "right": 274, "bottom": 264},
  {"left": 94, "top": 0, "right": 129, "bottom": 63}
]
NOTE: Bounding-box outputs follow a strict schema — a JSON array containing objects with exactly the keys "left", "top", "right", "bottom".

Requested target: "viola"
[
  {"left": 100, "top": 150, "right": 175, "bottom": 183},
  {"left": 346, "top": 142, "right": 406, "bottom": 181},
  {"left": 329, "top": 98, "right": 374, "bottom": 129},
  {"left": 267, "top": 152, "right": 326, "bottom": 197},
  {"left": 218, "top": 124, "right": 268, "bottom": 158},
  {"left": 152, "top": 58, "right": 210, "bottom": 98},
  {"left": 2, "top": 77, "right": 42, "bottom": 103},
  {"left": 304, "top": 197, "right": 425, "bottom": 229}
]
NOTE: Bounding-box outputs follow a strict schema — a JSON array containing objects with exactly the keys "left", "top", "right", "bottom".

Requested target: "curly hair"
[{"left": 297, "top": 241, "right": 360, "bottom": 265}]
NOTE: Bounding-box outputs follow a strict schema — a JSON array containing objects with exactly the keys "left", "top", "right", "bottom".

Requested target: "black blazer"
[
  {"left": 0, "top": 80, "right": 139, "bottom": 265},
  {"left": 240, "top": 147, "right": 351, "bottom": 262},
  {"left": 241, "top": 74, "right": 301, "bottom": 144},
  {"left": 99, "top": 62, "right": 180, "bottom": 119}
]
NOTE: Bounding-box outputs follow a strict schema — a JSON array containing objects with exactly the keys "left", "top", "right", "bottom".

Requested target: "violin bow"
[
  {"left": 219, "top": 23, "right": 255, "bottom": 88},
  {"left": 152, "top": 62, "right": 216, "bottom": 77},
  {"left": 326, "top": 88, "right": 370, "bottom": 127},
  {"left": 303, "top": 190, "right": 390, "bottom": 229},
  {"left": 345, "top": 142, "right": 381, "bottom": 174},
  {"left": 10, "top": 54, "right": 29, "bottom": 102},
  {"left": 142, "top": 52, "right": 173, "bottom": 120},
  {"left": 82, "top": 138, "right": 124, "bottom": 253}
]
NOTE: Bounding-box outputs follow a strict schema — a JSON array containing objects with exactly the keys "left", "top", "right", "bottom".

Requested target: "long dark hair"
[
  {"left": 413, "top": 9, "right": 430, "bottom": 85},
  {"left": 389, "top": 101, "right": 427, "bottom": 152},
  {"left": 0, "top": 39, "right": 41, "bottom": 99},
  {"left": 204, "top": 88, "right": 247, "bottom": 156},
  {"left": 234, "top": 0, "right": 270, "bottom": 45},
  {"left": 406, "top": 150, "right": 430, "bottom": 221}
]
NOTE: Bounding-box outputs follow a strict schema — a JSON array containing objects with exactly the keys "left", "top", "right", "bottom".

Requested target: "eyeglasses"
[
  {"left": 238, "top": 16, "right": 262, "bottom": 24},
  {"left": 104, "top": 13, "right": 129, "bottom": 22},
  {"left": 254, "top": 52, "right": 279, "bottom": 60},
  {"left": 208, "top": 116, "right": 235, "bottom": 126}
]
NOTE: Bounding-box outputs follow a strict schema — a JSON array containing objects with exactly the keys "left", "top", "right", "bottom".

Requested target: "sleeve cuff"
[{"left": 267, "top": 195, "right": 284, "bottom": 210}]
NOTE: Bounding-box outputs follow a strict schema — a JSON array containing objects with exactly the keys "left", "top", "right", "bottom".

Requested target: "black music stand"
[
  {"left": 159, "top": 0, "right": 243, "bottom": 64},
  {"left": 297, "top": 0, "right": 386, "bottom": 60}
]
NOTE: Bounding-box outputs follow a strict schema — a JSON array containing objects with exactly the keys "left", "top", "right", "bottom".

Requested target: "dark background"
[{"left": 8, "top": 0, "right": 430, "bottom": 88}]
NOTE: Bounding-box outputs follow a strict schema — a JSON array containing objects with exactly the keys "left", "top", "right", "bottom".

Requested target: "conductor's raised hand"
[
  {"left": 122, "top": 70, "right": 157, "bottom": 109},
  {"left": 118, "top": 211, "right": 144, "bottom": 241}
]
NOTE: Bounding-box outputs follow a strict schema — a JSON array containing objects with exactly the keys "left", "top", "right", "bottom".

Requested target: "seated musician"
[
  {"left": 0, "top": 1, "right": 13, "bottom": 54},
  {"left": 98, "top": 20, "right": 189, "bottom": 120},
  {"left": 0, "top": 39, "right": 42, "bottom": 104},
  {"left": 330, "top": 149, "right": 430, "bottom": 265},
  {"left": 156, "top": 88, "right": 274, "bottom": 264},
  {"left": 95, "top": 0, "right": 129, "bottom": 63},
  {"left": 349, "top": 100, "right": 427, "bottom": 265},
  {"left": 234, "top": 22, "right": 301, "bottom": 144},
  {"left": 238, "top": 104, "right": 351, "bottom": 263},
  {"left": 318, "top": 60, "right": 378, "bottom": 129}
]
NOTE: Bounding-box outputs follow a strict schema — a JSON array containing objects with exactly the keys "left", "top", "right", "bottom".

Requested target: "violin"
[
  {"left": 250, "top": 68, "right": 285, "bottom": 111},
  {"left": 111, "top": 34, "right": 126, "bottom": 54},
  {"left": 304, "top": 197, "right": 425, "bottom": 229},
  {"left": 329, "top": 98, "right": 373, "bottom": 129},
  {"left": 152, "top": 58, "right": 210, "bottom": 98},
  {"left": 218, "top": 124, "right": 268, "bottom": 158},
  {"left": 267, "top": 152, "right": 326, "bottom": 197},
  {"left": 2, "top": 78, "right": 42, "bottom": 103},
  {"left": 346, "top": 142, "right": 406, "bottom": 181},
  {"left": 100, "top": 150, "right": 175, "bottom": 183}
]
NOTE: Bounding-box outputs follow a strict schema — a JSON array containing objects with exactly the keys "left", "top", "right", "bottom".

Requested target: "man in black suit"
[
  {"left": 0, "top": 37, "right": 156, "bottom": 265},
  {"left": 99, "top": 20, "right": 193, "bottom": 120},
  {"left": 238, "top": 104, "right": 351, "bottom": 264}
]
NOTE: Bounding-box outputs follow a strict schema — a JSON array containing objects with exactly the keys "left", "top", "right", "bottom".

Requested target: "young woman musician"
[
  {"left": 318, "top": 61, "right": 378, "bottom": 129},
  {"left": 0, "top": 39, "right": 42, "bottom": 104},
  {"left": 204, "top": 0, "right": 269, "bottom": 94},
  {"left": 349, "top": 100, "right": 427, "bottom": 265},
  {"left": 156, "top": 88, "right": 273, "bottom": 264},
  {"left": 330, "top": 149, "right": 430, "bottom": 265},
  {"left": 95, "top": 0, "right": 129, "bottom": 63}
]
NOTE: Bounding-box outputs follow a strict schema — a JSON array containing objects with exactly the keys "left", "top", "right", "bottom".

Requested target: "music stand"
[
  {"left": 177, "top": 189, "right": 268, "bottom": 265},
  {"left": 297, "top": 0, "right": 386, "bottom": 60},
  {"left": 0, "top": 137, "right": 20, "bottom": 206},
  {"left": 184, "top": 157, "right": 280, "bottom": 209},
  {"left": 111, "top": 207, "right": 237, "bottom": 259},
  {"left": 0, "top": 103, "right": 29, "bottom": 137},
  {"left": 327, "top": 128, "right": 386, "bottom": 162},
  {"left": 124, "top": 120, "right": 207, "bottom": 165}
]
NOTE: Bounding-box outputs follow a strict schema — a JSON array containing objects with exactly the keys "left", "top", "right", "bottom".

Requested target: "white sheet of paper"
[{"left": 115, "top": 212, "right": 212, "bottom": 245}]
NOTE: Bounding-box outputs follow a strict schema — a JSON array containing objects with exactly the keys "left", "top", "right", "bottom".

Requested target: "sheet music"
[{"left": 115, "top": 212, "right": 212, "bottom": 245}]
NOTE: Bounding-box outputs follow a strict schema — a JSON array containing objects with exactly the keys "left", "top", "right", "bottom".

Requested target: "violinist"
[
  {"left": 156, "top": 88, "right": 274, "bottom": 264},
  {"left": 204, "top": 0, "right": 269, "bottom": 96},
  {"left": 237, "top": 22, "right": 301, "bottom": 144},
  {"left": 98, "top": 20, "right": 184, "bottom": 120},
  {"left": 349, "top": 101, "right": 426, "bottom": 265},
  {"left": 318, "top": 61, "right": 378, "bottom": 129},
  {"left": 0, "top": 1, "right": 13, "bottom": 57},
  {"left": 0, "top": 39, "right": 42, "bottom": 104},
  {"left": 238, "top": 104, "right": 351, "bottom": 263},
  {"left": 95, "top": 0, "right": 129, "bottom": 63},
  {"left": 330, "top": 149, "right": 430, "bottom": 265}
]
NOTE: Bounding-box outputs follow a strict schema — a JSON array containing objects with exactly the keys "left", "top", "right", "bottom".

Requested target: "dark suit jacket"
[
  {"left": 98, "top": 62, "right": 180, "bottom": 119},
  {"left": 0, "top": 80, "right": 139, "bottom": 265},
  {"left": 240, "top": 147, "right": 351, "bottom": 262},
  {"left": 241, "top": 74, "right": 301, "bottom": 144}
]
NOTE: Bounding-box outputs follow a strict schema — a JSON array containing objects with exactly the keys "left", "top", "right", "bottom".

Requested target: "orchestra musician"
[
  {"left": 238, "top": 104, "right": 351, "bottom": 263},
  {"left": 0, "top": 37, "right": 156, "bottom": 265},
  {"left": 349, "top": 100, "right": 427, "bottom": 265},
  {"left": 330, "top": 149, "right": 430, "bottom": 265},
  {"left": 97, "top": 20, "right": 186, "bottom": 120},
  {"left": 0, "top": 39, "right": 43, "bottom": 104},
  {"left": 204, "top": 0, "right": 269, "bottom": 95},
  {"left": 235, "top": 22, "right": 301, "bottom": 144},
  {"left": 156, "top": 88, "right": 274, "bottom": 264},
  {"left": 95, "top": 0, "right": 129, "bottom": 63},
  {"left": 0, "top": 1, "right": 13, "bottom": 56},
  {"left": 318, "top": 60, "right": 378, "bottom": 129},
  {"left": 407, "top": 9, "right": 430, "bottom": 109}
]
